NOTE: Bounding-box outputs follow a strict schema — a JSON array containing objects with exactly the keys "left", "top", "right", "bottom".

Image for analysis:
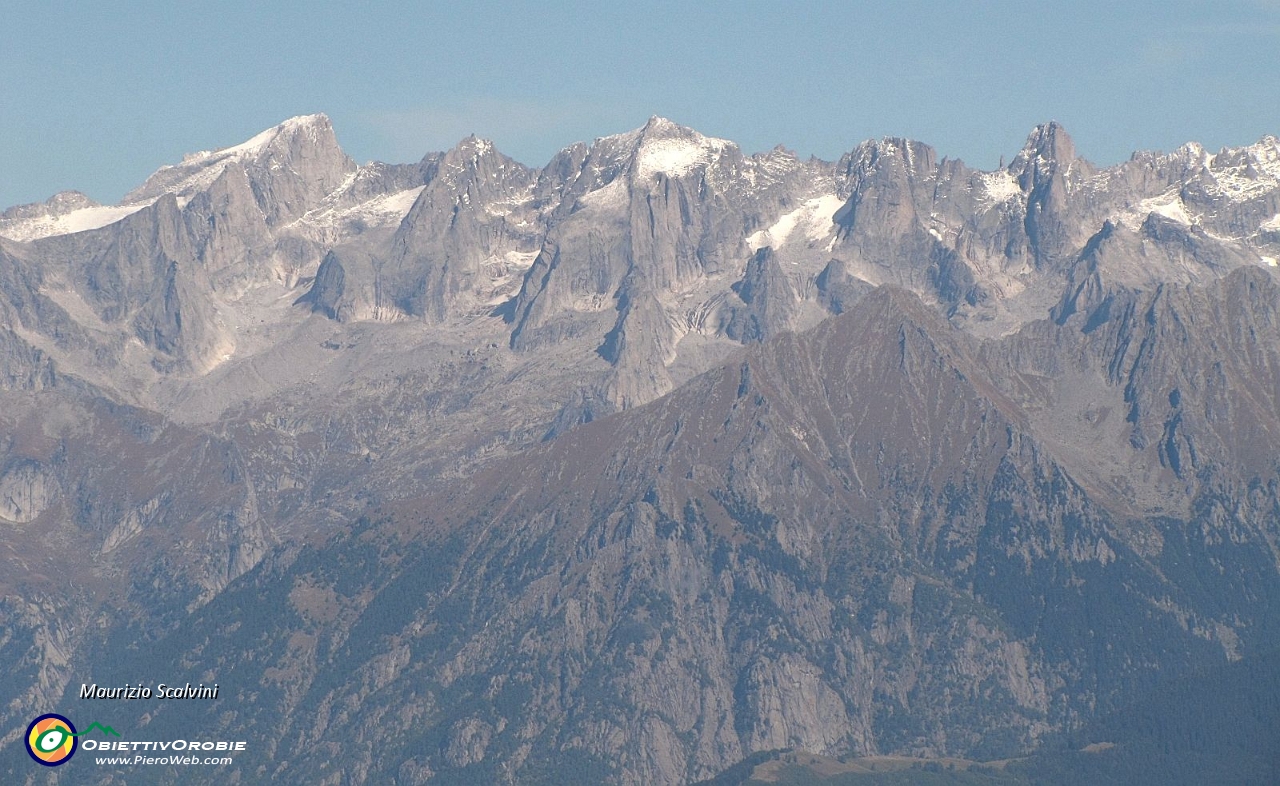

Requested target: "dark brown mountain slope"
[{"left": 66, "top": 279, "right": 1280, "bottom": 785}]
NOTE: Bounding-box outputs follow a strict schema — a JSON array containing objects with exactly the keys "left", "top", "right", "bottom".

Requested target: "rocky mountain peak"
[
  {"left": 183, "top": 113, "right": 338, "bottom": 165},
  {"left": 441, "top": 134, "right": 500, "bottom": 164},
  {"left": 1012, "top": 121, "right": 1077, "bottom": 172},
  {"left": 627, "top": 116, "right": 733, "bottom": 180},
  {"left": 1223, "top": 134, "right": 1280, "bottom": 178},
  {"left": 0, "top": 190, "right": 99, "bottom": 222},
  {"left": 245, "top": 113, "right": 345, "bottom": 168},
  {"left": 757, "top": 143, "right": 800, "bottom": 167},
  {"left": 414, "top": 135, "right": 534, "bottom": 208},
  {"left": 124, "top": 114, "right": 355, "bottom": 219},
  {"left": 640, "top": 114, "right": 684, "bottom": 134},
  {"left": 426, "top": 135, "right": 522, "bottom": 194},
  {"left": 1173, "top": 140, "right": 1212, "bottom": 167},
  {"left": 839, "top": 137, "right": 939, "bottom": 185}
]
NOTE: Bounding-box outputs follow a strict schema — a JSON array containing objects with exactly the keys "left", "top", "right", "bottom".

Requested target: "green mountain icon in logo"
[{"left": 70, "top": 722, "right": 121, "bottom": 738}]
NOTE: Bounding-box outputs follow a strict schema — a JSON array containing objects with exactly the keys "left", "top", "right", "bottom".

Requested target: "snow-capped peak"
[
  {"left": 1193, "top": 134, "right": 1280, "bottom": 203},
  {"left": 0, "top": 190, "right": 98, "bottom": 222},
  {"left": 183, "top": 113, "right": 333, "bottom": 164},
  {"left": 1174, "top": 141, "right": 1214, "bottom": 169},
  {"left": 443, "top": 135, "right": 500, "bottom": 166},
  {"left": 122, "top": 114, "right": 349, "bottom": 207},
  {"left": 630, "top": 116, "right": 731, "bottom": 179}
]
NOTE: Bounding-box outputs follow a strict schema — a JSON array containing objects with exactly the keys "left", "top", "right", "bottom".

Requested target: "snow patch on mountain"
[
  {"left": 0, "top": 202, "right": 152, "bottom": 242},
  {"left": 124, "top": 114, "right": 340, "bottom": 206},
  {"left": 629, "top": 119, "right": 732, "bottom": 181},
  {"left": 1174, "top": 141, "right": 1216, "bottom": 169},
  {"left": 376, "top": 187, "right": 428, "bottom": 221},
  {"left": 635, "top": 135, "right": 728, "bottom": 179},
  {"left": 482, "top": 250, "right": 541, "bottom": 306},
  {"left": 186, "top": 114, "right": 329, "bottom": 164},
  {"left": 578, "top": 178, "right": 628, "bottom": 210},
  {"left": 980, "top": 171, "right": 1023, "bottom": 207},
  {"left": 296, "top": 185, "right": 426, "bottom": 231},
  {"left": 1116, "top": 191, "right": 1198, "bottom": 230},
  {"left": 1147, "top": 197, "right": 1193, "bottom": 224},
  {"left": 1200, "top": 137, "right": 1280, "bottom": 201},
  {"left": 747, "top": 195, "right": 844, "bottom": 252},
  {"left": 743, "top": 148, "right": 803, "bottom": 191}
]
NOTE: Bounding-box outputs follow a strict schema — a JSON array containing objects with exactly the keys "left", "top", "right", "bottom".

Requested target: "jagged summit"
[
  {"left": 436, "top": 134, "right": 506, "bottom": 170},
  {"left": 581, "top": 116, "right": 735, "bottom": 181},
  {"left": 1010, "top": 120, "right": 1078, "bottom": 174},
  {"left": 456, "top": 133, "right": 494, "bottom": 151},
  {"left": 643, "top": 114, "right": 681, "bottom": 131},
  {"left": 838, "top": 135, "right": 940, "bottom": 181},
  {"left": 182, "top": 113, "right": 335, "bottom": 164},
  {"left": 121, "top": 113, "right": 355, "bottom": 216},
  {"left": 631, "top": 116, "right": 733, "bottom": 179},
  {"left": 0, "top": 190, "right": 98, "bottom": 221},
  {"left": 603, "top": 115, "right": 702, "bottom": 141}
]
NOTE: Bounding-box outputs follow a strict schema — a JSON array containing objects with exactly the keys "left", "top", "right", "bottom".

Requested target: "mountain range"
[{"left": 2, "top": 114, "right": 1279, "bottom": 784}]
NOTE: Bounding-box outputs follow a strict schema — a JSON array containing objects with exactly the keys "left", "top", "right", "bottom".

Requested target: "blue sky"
[{"left": 3, "top": 0, "right": 1278, "bottom": 209}]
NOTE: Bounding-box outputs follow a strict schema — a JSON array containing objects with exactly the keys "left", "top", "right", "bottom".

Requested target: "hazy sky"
[{"left": 3, "top": 0, "right": 1278, "bottom": 209}]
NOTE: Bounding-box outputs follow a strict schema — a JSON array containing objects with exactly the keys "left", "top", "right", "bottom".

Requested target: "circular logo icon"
[{"left": 25, "top": 714, "right": 77, "bottom": 767}]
